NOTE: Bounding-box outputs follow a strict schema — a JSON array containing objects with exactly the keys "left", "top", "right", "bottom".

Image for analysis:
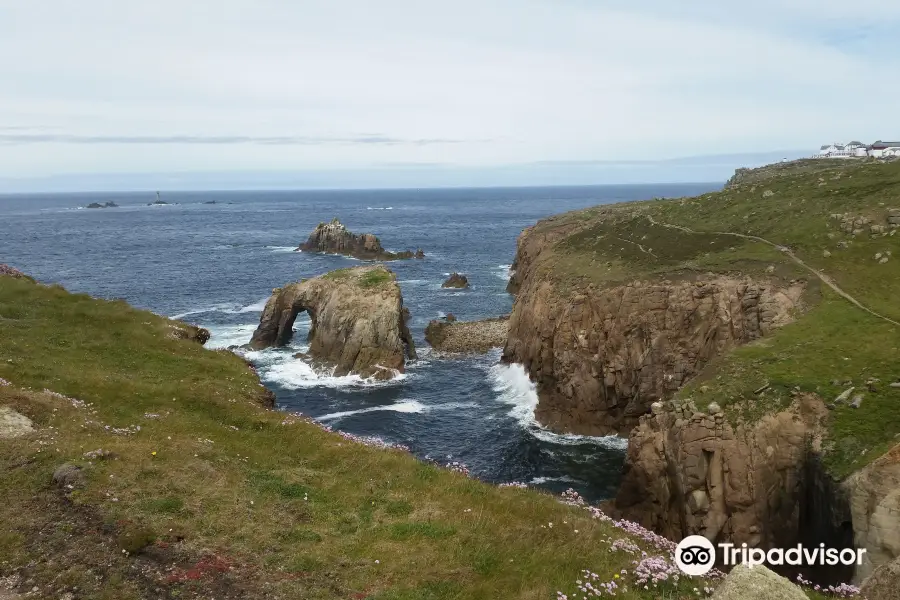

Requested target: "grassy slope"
[
  {"left": 0, "top": 277, "right": 721, "bottom": 600},
  {"left": 523, "top": 158, "right": 900, "bottom": 478}
]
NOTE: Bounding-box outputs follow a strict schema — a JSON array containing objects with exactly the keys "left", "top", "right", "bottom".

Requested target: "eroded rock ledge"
[
  {"left": 249, "top": 266, "right": 416, "bottom": 380},
  {"left": 298, "top": 218, "right": 424, "bottom": 261},
  {"left": 503, "top": 273, "right": 806, "bottom": 436},
  {"left": 424, "top": 316, "right": 508, "bottom": 354}
]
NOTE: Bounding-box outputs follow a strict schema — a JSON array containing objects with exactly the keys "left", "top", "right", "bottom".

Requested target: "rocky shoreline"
[{"left": 424, "top": 316, "right": 509, "bottom": 354}]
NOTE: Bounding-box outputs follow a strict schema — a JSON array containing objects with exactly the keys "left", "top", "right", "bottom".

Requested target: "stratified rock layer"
[
  {"left": 249, "top": 266, "right": 416, "bottom": 379},
  {"left": 298, "top": 218, "right": 424, "bottom": 261}
]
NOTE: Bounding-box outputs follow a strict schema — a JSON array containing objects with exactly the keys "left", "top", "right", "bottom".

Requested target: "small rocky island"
[
  {"left": 441, "top": 273, "right": 469, "bottom": 288},
  {"left": 86, "top": 201, "right": 119, "bottom": 209},
  {"left": 298, "top": 218, "right": 424, "bottom": 261},
  {"left": 250, "top": 265, "right": 416, "bottom": 379},
  {"left": 425, "top": 315, "right": 509, "bottom": 354}
]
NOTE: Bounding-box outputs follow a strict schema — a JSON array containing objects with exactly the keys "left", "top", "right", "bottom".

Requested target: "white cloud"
[{"left": 0, "top": 0, "right": 897, "bottom": 182}]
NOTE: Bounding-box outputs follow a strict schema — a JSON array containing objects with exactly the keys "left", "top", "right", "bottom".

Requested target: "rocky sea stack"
[
  {"left": 250, "top": 265, "right": 416, "bottom": 380},
  {"left": 441, "top": 273, "right": 469, "bottom": 288},
  {"left": 298, "top": 218, "right": 424, "bottom": 261},
  {"left": 86, "top": 201, "right": 119, "bottom": 209},
  {"left": 425, "top": 316, "right": 508, "bottom": 354}
]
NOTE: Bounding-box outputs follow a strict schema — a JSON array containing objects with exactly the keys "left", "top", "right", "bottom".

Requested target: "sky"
[{"left": 1, "top": 0, "right": 899, "bottom": 191}]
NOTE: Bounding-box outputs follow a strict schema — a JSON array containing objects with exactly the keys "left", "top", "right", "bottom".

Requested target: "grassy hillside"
[
  {"left": 0, "top": 276, "right": 739, "bottom": 599},
  {"left": 520, "top": 158, "right": 900, "bottom": 477}
]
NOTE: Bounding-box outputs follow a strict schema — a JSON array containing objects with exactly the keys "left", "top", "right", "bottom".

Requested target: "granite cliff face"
[
  {"left": 844, "top": 442, "right": 900, "bottom": 582},
  {"left": 503, "top": 265, "right": 804, "bottom": 435},
  {"left": 615, "top": 393, "right": 858, "bottom": 584},
  {"left": 249, "top": 266, "right": 416, "bottom": 380},
  {"left": 299, "top": 218, "right": 424, "bottom": 261},
  {"left": 503, "top": 157, "right": 900, "bottom": 587}
]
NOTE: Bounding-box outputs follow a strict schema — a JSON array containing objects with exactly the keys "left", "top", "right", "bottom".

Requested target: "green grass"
[
  {"left": 323, "top": 265, "right": 394, "bottom": 290},
  {"left": 517, "top": 158, "right": 900, "bottom": 476},
  {"left": 0, "top": 276, "right": 721, "bottom": 599}
]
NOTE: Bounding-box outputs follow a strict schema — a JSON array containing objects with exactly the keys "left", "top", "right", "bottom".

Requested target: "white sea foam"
[
  {"left": 262, "top": 358, "right": 408, "bottom": 389},
  {"left": 266, "top": 246, "right": 298, "bottom": 253},
  {"left": 317, "top": 399, "right": 474, "bottom": 421},
  {"left": 237, "top": 297, "right": 268, "bottom": 312},
  {"left": 529, "top": 475, "right": 581, "bottom": 485},
  {"left": 488, "top": 361, "right": 627, "bottom": 450},
  {"left": 318, "top": 400, "right": 426, "bottom": 421},
  {"left": 170, "top": 297, "right": 268, "bottom": 320},
  {"left": 367, "top": 206, "right": 393, "bottom": 210},
  {"left": 495, "top": 264, "right": 513, "bottom": 281},
  {"left": 205, "top": 323, "right": 258, "bottom": 349}
]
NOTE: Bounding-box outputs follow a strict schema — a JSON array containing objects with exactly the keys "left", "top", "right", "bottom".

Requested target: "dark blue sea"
[{"left": 0, "top": 184, "right": 719, "bottom": 501}]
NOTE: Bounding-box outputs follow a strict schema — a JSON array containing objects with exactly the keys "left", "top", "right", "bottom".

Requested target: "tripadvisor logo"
[
  {"left": 675, "top": 536, "right": 716, "bottom": 576},
  {"left": 675, "top": 536, "right": 868, "bottom": 576}
]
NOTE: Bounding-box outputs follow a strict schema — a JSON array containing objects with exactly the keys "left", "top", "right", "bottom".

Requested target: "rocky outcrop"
[
  {"left": 844, "top": 442, "right": 900, "bottom": 582},
  {"left": 0, "top": 407, "right": 34, "bottom": 439},
  {"left": 861, "top": 554, "right": 900, "bottom": 600},
  {"left": 86, "top": 201, "right": 118, "bottom": 208},
  {"left": 616, "top": 393, "right": 859, "bottom": 585},
  {"left": 441, "top": 273, "right": 469, "bottom": 288},
  {"left": 168, "top": 322, "right": 211, "bottom": 344},
  {"left": 424, "top": 316, "right": 508, "bottom": 354},
  {"left": 711, "top": 564, "right": 808, "bottom": 600},
  {"left": 249, "top": 266, "right": 415, "bottom": 380},
  {"left": 298, "top": 218, "right": 424, "bottom": 261},
  {"left": 503, "top": 273, "right": 805, "bottom": 435}
]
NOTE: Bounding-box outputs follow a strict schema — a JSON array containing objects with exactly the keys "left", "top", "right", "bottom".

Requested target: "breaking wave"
[{"left": 488, "top": 361, "right": 627, "bottom": 450}]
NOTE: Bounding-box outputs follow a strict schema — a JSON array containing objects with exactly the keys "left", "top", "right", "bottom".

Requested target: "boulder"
[
  {"left": 298, "top": 218, "right": 422, "bottom": 261},
  {"left": 167, "top": 323, "right": 211, "bottom": 344},
  {"left": 0, "top": 407, "right": 34, "bottom": 439},
  {"left": 441, "top": 273, "right": 469, "bottom": 289},
  {"left": 711, "top": 564, "right": 808, "bottom": 600},
  {"left": 52, "top": 463, "right": 85, "bottom": 490},
  {"left": 424, "top": 316, "right": 509, "bottom": 354},
  {"left": 861, "top": 554, "right": 900, "bottom": 600},
  {"left": 249, "top": 266, "right": 416, "bottom": 380}
]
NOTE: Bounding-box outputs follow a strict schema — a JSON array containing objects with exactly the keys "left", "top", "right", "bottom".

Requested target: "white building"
[
  {"left": 817, "top": 141, "right": 864, "bottom": 158},
  {"left": 869, "top": 141, "right": 900, "bottom": 158}
]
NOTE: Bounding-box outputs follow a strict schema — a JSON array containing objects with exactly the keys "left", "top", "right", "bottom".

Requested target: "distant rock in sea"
[
  {"left": 441, "top": 273, "right": 469, "bottom": 288},
  {"left": 86, "top": 201, "right": 119, "bottom": 209},
  {"left": 298, "top": 218, "right": 424, "bottom": 261}
]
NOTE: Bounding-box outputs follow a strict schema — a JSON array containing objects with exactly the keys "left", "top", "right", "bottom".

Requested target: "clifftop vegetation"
[{"left": 510, "top": 158, "right": 900, "bottom": 477}]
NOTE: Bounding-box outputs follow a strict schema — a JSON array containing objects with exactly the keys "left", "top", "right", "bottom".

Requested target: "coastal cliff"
[
  {"left": 299, "top": 218, "right": 424, "bottom": 261},
  {"left": 504, "top": 157, "right": 900, "bottom": 583},
  {"left": 504, "top": 272, "right": 803, "bottom": 435},
  {"left": 250, "top": 265, "right": 415, "bottom": 379}
]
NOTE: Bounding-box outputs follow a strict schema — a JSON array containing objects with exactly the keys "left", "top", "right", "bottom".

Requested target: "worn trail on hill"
[{"left": 644, "top": 214, "right": 900, "bottom": 328}]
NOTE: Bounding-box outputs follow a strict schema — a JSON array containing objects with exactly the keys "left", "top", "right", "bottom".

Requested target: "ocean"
[{"left": 0, "top": 183, "right": 719, "bottom": 501}]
